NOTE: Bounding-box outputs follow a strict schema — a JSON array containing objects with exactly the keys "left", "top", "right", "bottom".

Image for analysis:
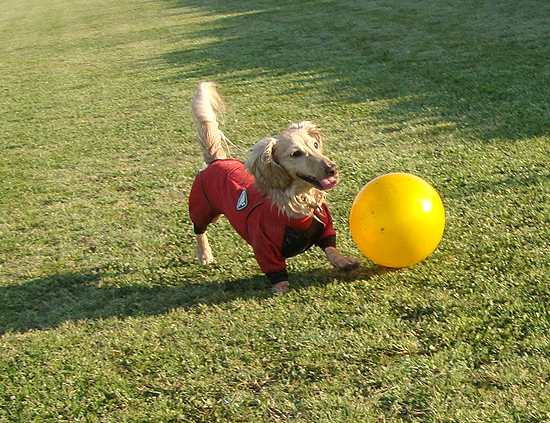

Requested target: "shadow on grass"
[
  {"left": 446, "top": 170, "right": 550, "bottom": 199},
  {"left": 0, "top": 263, "right": 382, "bottom": 334},
  {"left": 157, "top": 0, "right": 550, "bottom": 141}
]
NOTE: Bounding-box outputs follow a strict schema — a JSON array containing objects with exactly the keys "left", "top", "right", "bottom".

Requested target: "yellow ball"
[{"left": 349, "top": 173, "right": 445, "bottom": 268}]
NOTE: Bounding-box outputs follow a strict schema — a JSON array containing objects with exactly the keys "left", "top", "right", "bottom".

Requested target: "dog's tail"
[{"left": 191, "top": 82, "right": 227, "bottom": 165}]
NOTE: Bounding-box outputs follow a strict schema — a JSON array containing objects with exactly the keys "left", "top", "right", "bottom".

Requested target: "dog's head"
[{"left": 245, "top": 121, "right": 339, "bottom": 195}]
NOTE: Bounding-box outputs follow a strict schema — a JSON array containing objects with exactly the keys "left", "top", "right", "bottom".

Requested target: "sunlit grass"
[{"left": 1, "top": 0, "right": 549, "bottom": 421}]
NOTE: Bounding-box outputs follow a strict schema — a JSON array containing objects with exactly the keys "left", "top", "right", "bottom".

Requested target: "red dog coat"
[{"left": 189, "top": 159, "right": 337, "bottom": 284}]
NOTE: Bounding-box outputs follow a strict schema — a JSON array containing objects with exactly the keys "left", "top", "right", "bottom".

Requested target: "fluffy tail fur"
[{"left": 191, "top": 82, "right": 227, "bottom": 164}]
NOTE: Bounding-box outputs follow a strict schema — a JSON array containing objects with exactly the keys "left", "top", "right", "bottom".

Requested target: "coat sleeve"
[
  {"left": 315, "top": 203, "right": 337, "bottom": 249},
  {"left": 249, "top": 220, "right": 288, "bottom": 275}
]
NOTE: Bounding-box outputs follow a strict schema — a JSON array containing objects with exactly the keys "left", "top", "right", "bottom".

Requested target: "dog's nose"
[{"left": 326, "top": 162, "right": 338, "bottom": 177}]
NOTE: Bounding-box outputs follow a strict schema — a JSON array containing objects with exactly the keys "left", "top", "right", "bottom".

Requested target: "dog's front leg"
[
  {"left": 324, "top": 246, "right": 360, "bottom": 271},
  {"left": 196, "top": 233, "right": 214, "bottom": 264}
]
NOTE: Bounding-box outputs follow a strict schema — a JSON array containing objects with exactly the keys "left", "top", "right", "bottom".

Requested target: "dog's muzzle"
[{"left": 298, "top": 162, "right": 340, "bottom": 190}]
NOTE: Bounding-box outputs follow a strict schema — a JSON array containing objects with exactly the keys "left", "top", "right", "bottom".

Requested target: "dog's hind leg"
[{"left": 196, "top": 232, "right": 214, "bottom": 264}]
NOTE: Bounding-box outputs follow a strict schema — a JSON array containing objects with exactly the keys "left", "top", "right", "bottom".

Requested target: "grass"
[{"left": 0, "top": 0, "right": 549, "bottom": 421}]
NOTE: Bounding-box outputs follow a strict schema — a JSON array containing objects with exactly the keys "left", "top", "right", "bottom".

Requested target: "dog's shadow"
[{"left": 0, "top": 263, "right": 384, "bottom": 334}]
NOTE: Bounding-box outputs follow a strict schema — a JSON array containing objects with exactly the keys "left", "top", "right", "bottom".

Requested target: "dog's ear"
[{"left": 245, "top": 137, "right": 293, "bottom": 190}]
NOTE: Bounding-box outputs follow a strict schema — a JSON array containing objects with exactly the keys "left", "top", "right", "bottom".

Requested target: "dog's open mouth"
[{"left": 297, "top": 173, "right": 340, "bottom": 190}]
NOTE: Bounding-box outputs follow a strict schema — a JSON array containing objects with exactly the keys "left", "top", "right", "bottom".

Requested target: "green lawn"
[{"left": 1, "top": 0, "right": 549, "bottom": 421}]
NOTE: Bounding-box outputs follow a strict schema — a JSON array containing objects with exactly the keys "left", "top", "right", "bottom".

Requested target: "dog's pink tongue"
[{"left": 320, "top": 177, "right": 339, "bottom": 190}]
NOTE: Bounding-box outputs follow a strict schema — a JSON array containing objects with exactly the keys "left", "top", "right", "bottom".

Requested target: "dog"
[{"left": 188, "top": 82, "right": 360, "bottom": 293}]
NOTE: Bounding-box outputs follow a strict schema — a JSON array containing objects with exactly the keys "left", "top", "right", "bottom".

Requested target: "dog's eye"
[
  {"left": 291, "top": 150, "right": 304, "bottom": 158},
  {"left": 313, "top": 142, "right": 319, "bottom": 149}
]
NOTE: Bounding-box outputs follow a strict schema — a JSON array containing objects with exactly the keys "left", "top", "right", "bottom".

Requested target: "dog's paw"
[
  {"left": 197, "top": 252, "right": 214, "bottom": 265},
  {"left": 196, "top": 233, "right": 214, "bottom": 264},
  {"left": 337, "top": 256, "right": 361, "bottom": 271},
  {"left": 196, "top": 247, "right": 214, "bottom": 264},
  {"left": 271, "top": 281, "right": 289, "bottom": 294},
  {"left": 324, "top": 246, "right": 361, "bottom": 271}
]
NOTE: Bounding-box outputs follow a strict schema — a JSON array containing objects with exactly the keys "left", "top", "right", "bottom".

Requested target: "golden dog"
[{"left": 189, "top": 82, "right": 360, "bottom": 292}]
